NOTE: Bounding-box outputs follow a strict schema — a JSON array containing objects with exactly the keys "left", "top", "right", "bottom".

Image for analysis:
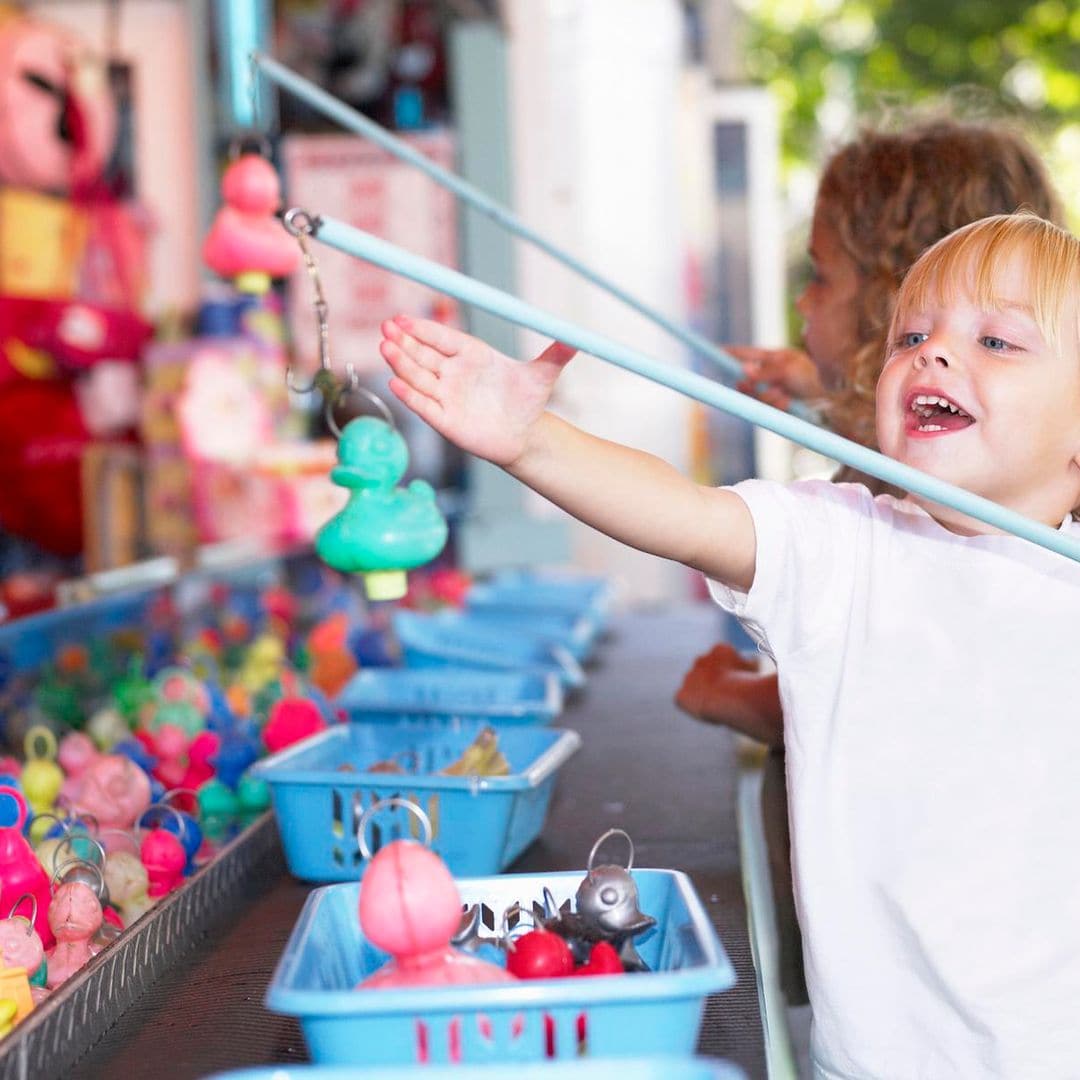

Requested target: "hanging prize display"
[{"left": 282, "top": 209, "right": 448, "bottom": 600}]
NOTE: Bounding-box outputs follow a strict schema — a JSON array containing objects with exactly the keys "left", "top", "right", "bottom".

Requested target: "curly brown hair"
[{"left": 815, "top": 118, "right": 1064, "bottom": 449}]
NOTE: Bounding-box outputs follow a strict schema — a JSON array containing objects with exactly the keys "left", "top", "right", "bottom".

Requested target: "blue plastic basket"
[
  {"left": 206, "top": 1057, "right": 746, "bottom": 1079},
  {"left": 336, "top": 668, "right": 564, "bottom": 728},
  {"left": 391, "top": 611, "right": 586, "bottom": 690},
  {"left": 467, "top": 571, "right": 613, "bottom": 627},
  {"left": 266, "top": 869, "right": 736, "bottom": 1067},
  {"left": 253, "top": 724, "right": 582, "bottom": 881},
  {"left": 455, "top": 608, "right": 602, "bottom": 663}
]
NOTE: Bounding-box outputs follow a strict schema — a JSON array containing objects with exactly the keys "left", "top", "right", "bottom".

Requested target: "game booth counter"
[{"left": 0, "top": 546, "right": 763, "bottom": 1079}]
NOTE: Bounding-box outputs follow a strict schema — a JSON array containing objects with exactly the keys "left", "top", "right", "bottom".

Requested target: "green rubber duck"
[{"left": 315, "top": 417, "right": 448, "bottom": 601}]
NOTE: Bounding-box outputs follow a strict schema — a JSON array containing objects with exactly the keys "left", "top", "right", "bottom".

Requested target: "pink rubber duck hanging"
[
  {"left": 358, "top": 839, "right": 515, "bottom": 990},
  {"left": 202, "top": 153, "right": 301, "bottom": 295}
]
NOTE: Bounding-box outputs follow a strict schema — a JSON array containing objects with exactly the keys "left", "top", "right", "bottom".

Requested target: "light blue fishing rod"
[
  {"left": 300, "top": 211, "right": 1080, "bottom": 564},
  {"left": 251, "top": 51, "right": 816, "bottom": 421}
]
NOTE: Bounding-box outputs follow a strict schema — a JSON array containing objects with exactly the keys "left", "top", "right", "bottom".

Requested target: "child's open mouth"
[{"left": 905, "top": 392, "right": 975, "bottom": 435}]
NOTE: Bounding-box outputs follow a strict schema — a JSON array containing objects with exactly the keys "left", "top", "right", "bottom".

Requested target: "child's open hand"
[
  {"left": 730, "top": 345, "right": 823, "bottom": 410},
  {"left": 380, "top": 315, "right": 576, "bottom": 468}
]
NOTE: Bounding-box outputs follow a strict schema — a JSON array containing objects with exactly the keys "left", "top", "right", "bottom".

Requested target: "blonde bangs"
[{"left": 892, "top": 214, "right": 1080, "bottom": 355}]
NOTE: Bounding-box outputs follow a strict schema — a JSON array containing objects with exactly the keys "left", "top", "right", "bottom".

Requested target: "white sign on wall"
[{"left": 282, "top": 131, "right": 458, "bottom": 376}]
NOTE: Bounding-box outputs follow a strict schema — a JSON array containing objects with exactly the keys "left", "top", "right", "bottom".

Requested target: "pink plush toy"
[
  {"left": 358, "top": 839, "right": 514, "bottom": 990},
  {"left": 45, "top": 881, "right": 102, "bottom": 988}
]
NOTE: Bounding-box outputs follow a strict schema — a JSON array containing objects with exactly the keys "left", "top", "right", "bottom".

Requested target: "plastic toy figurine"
[
  {"left": 210, "top": 730, "right": 258, "bottom": 790},
  {"left": 182, "top": 730, "right": 220, "bottom": 790},
  {"left": 262, "top": 697, "right": 326, "bottom": 754},
  {"left": 139, "top": 828, "right": 185, "bottom": 898},
  {"left": 58, "top": 731, "right": 98, "bottom": 780},
  {"left": 439, "top": 727, "right": 510, "bottom": 777},
  {"left": 356, "top": 800, "right": 513, "bottom": 989},
  {"left": 149, "top": 723, "right": 189, "bottom": 790},
  {"left": 67, "top": 754, "right": 152, "bottom": 839},
  {"left": 0, "top": 896, "right": 47, "bottom": 994},
  {"left": 202, "top": 153, "right": 300, "bottom": 295},
  {"left": 85, "top": 706, "right": 130, "bottom": 751},
  {"left": 315, "top": 417, "right": 448, "bottom": 602},
  {"left": 102, "top": 850, "right": 153, "bottom": 927},
  {"left": 45, "top": 880, "right": 103, "bottom": 988},
  {"left": 305, "top": 612, "right": 358, "bottom": 699},
  {"left": 21, "top": 726, "right": 63, "bottom": 828},
  {"left": 0, "top": 787, "right": 55, "bottom": 949},
  {"left": 535, "top": 829, "right": 655, "bottom": 972}
]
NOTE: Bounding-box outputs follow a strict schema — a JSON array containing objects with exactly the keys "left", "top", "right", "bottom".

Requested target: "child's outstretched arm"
[{"left": 380, "top": 316, "right": 757, "bottom": 591}]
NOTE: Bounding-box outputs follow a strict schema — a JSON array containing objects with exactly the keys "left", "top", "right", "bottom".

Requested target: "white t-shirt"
[{"left": 711, "top": 479, "right": 1080, "bottom": 1080}]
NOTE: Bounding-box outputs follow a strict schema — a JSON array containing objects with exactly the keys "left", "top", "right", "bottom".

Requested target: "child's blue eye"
[
  {"left": 981, "top": 336, "right": 1010, "bottom": 351},
  {"left": 900, "top": 332, "right": 928, "bottom": 348}
]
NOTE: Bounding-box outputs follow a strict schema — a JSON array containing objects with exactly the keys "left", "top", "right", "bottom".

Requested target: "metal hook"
[
  {"left": 280, "top": 207, "right": 394, "bottom": 438},
  {"left": 587, "top": 827, "right": 634, "bottom": 874},
  {"left": 54, "top": 832, "right": 107, "bottom": 871},
  {"left": 356, "top": 796, "right": 432, "bottom": 861},
  {"left": 282, "top": 207, "right": 336, "bottom": 397},
  {"left": 325, "top": 365, "right": 396, "bottom": 440},
  {"left": 136, "top": 802, "right": 189, "bottom": 840},
  {"left": 52, "top": 858, "right": 107, "bottom": 905},
  {"left": 498, "top": 901, "right": 535, "bottom": 953},
  {"left": 227, "top": 131, "right": 273, "bottom": 162},
  {"left": 7, "top": 894, "right": 36, "bottom": 929}
]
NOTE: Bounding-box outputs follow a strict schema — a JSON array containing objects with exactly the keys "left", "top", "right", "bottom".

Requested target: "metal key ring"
[
  {"left": 587, "top": 827, "right": 634, "bottom": 874},
  {"left": 325, "top": 367, "right": 396, "bottom": 439},
  {"left": 7, "top": 893, "right": 37, "bottom": 928},
  {"left": 356, "top": 796, "right": 432, "bottom": 861}
]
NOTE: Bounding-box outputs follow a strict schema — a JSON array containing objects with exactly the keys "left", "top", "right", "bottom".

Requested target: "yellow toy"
[
  {"left": 0, "top": 967, "right": 34, "bottom": 1027},
  {"left": 21, "top": 728, "right": 62, "bottom": 840}
]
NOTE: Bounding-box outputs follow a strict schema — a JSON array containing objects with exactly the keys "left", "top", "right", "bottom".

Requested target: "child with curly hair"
[{"left": 676, "top": 117, "right": 1064, "bottom": 746}]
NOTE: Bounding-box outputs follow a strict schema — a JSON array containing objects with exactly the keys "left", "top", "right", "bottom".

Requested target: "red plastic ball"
[
  {"left": 575, "top": 940, "right": 624, "bottom": 976},
  {"left": 506, "top": 929, "right": 575, "bottom": 980}
]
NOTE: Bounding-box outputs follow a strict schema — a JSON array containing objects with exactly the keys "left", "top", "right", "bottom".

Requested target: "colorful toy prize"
[
  {"left": 202, "top": 153, "right": 300, "bottom": 295},
  {"left": 535, "top": 829, "right": 655, "bottom": 973},
  {"left": 45, "top": 880, "right": 102, "bottom": 988},
  {"left": 356, "top": 799, "right": 514, "bottom": 990},
  {"left": 0, "top": 896, "right": 47, "bottom": 994},
  {"left": 0, "top": 787, "right": 55, "bottom": 949},
  {"left": 315, "top": 416, "right": 448, "bottom": 601}
]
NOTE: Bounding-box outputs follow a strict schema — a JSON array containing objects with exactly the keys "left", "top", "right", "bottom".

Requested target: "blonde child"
[
  {"left": 380, "top": 213, "right": 1080, "bottom": 1078},
  {"left": 677, "top": 118, "right": 1064, "bottom": 746}
]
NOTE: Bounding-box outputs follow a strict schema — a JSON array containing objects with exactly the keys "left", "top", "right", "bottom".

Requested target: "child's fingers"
[
  {"left": 381, "top": 339, "right": 441, "bottom": 399},
  {"left": 382, "top": 319, "right": 445, "bottom": 374},
  {"left": 392, "top": 314, "right": 461, "bottom": 357},
  {"left": 387, "top": 375, "right": 444, "bottom": 429}
]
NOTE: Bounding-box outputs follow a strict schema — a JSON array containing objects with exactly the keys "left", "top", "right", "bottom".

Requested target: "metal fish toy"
[{"left": 534, "top": 828, "right": 655, "bottom": 972}]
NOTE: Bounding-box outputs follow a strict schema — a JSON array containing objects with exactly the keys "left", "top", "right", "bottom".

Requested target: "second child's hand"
[{"left": 380, "top": 315, "right": 576, "bottom": 469}]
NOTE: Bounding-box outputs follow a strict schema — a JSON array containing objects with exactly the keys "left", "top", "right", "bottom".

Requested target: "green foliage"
[{"left": 738, "top": 0, "right": 1080, "bottom": 216}]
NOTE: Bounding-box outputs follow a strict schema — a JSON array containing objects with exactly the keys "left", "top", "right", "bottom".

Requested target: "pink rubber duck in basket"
[{"left": 356, "top": 798, "right": 515, "bottom": 990}]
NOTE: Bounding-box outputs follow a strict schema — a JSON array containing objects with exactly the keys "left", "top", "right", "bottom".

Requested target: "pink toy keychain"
[
  {"left": 136, "top": 805, "right": 187, "bottom": 898},
  {"left": 0, "top": 894, "right": 48, "bottom": 1002},
  {"left": 45, "top": 866, "right": 104, "bottom": 989},
  {"left": 0, "top": 786, "right": 55, "bottom": 950},
  {"left": 356, "top": 797, "right": 515, "bottom": 990}
]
